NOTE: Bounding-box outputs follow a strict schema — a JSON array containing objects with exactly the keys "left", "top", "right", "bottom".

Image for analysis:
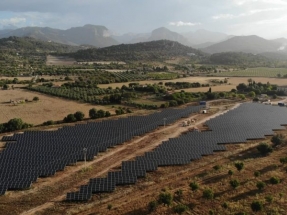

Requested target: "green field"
[{"left": 213, "top": 67, "right": 287, "bottom": 77}]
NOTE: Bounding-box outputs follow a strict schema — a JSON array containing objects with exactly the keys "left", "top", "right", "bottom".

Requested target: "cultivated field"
[
  {"left": 214, "top": 67, "right": 287, "bottom": 77},
  {"left": 0, "top": 89, "right": 115, "bottom": 125},
  {"left": 46, "top": 55, "right": 76, "bottom": 66},
  {"left": 98, "top": 76, "right": 286, "bottom": 91}
]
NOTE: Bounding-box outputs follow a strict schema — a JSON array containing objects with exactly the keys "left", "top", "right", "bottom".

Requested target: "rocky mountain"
[
  {"left": 202, "top": 35, "right": 285, "bottom": 54},
  {"left": 0, "top": 25, "right": 118, "bottom": 48}
]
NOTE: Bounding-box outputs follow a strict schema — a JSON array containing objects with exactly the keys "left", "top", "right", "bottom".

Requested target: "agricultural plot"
[
  {"left": 213, "top": 67, "right": 287, "bottom": 77},
  {"left": 0, "top": 89, "right": 113, "bottom": 125},
  {"left": 67, "top": 103, "right": 287, "bottom": 201},
  {"left": 111, "top": 72, "right": 148, "bottom": 81}
]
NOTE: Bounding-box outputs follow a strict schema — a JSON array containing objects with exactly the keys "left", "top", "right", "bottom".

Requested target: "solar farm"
[{"left": 1, "top": 102, "right": 287, "bottom": 214}]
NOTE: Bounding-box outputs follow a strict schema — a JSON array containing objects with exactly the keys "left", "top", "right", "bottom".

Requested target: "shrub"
[
  {"left": 43, "top": 120, "right": 54, "bottom": 126},
  {"left": 265, "top": 195, "right": 273, "bottom": 203},
  {"left": 230, "top": 179, "right": 240, "bottom": 189},
  {"left": 257, "top": 142, "right": 273, "bottom": 155},
  {"left": 228, "top": 170, "right": 234, "bottom": 176},
  {"left": 148, "top": 201, "right": 157, "bottom": 212},
  {"left": 213, "top": 165, "right": 221, "bottom": 171},
  {"left": 89, "top": 108, "right": 97, "bottom": 119},
  {"left": 105, "top": 111, "right": 111, "bottom": 117},
  {"left": 158, "top": 192, "right": 173, "bottom": 206},
  {"left": 279, "top": 157, "right": 287, "bottom": 165},
  {"left": 254, "top": 171, "right": 261, "bottom": 177},
  {"left": 256, "top": 181, "right": 266, "bottom": 190},
  {"left": 33, "top": 96, "right": 39, "bottom": 101},
  {"left": 174, "top": 189, "right": 183, "bottom": 201},
  {"left": 173, "top": 204, "right": 188, "bottom": 215},
  {"left": 63, "top": 114, "right": 77, "bottom": 123},
  {"left": 271, "top": 134, "right": 284, "bottom": 146},
  {"left": 251, "top": 201, "right": 263, "bottom": 212},
  {"left": 234, "top": 162, "right": 244, "bottom": 171},
  {"left": 189, "top": 181, "right": 199, "bottom": 191},
  {"left": 222, "top": 202, "right": 228, "bottom": 209},
  {"left": 202, "top": 189, "right": 214, "bottom": 200},
  {"left": 107, "top": 204, "right": 112, "bottom": 210},
  {"left": 270, "top": 176, "right": 280, "bottom": 184}
]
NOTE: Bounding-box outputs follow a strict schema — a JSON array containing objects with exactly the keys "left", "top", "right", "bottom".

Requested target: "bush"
[
  {"left": 256, "top": 181, "right": 266, "bottom": 190},
  {"left": 89, "top": 108, "right": 97, "bottom": 119},
  {"left": 107, "top": 204, "right": 112, "bottom": 210},
  {"left": 271, "top": 134, "right": 284, "bottom": 146},
  {"left": 63, "top": 114, "right": 77, "bottom": 123},
  {"left": 43, "top": 120, "right": 54, "bottom": 126},
  {"left": 173, "top": 204, "right": 188, "bottom": 215},
  {"left": 230, "top": 179, "right": 240, "bottom": 189},
  {"left": 234, "top": 162, "right": 244, "bottom": 171},
  {"left": 228, "top": 170, "right": 234, "bottom": 176},
  {"left": 189, "top": 181, "right": 199, "bottom": 191},
  {"left": 257, "top": 142, "right": 273, "bottom": 155},
  {"left": 270, "top": 176, "right": 280, "bottom": 184},
  {"left": 202, "top": 189, "right": 214, "bottom": 200},
  {"left": 105, "top": 111, "right": 111, "bottom": 117},
  {"left": 158, "top": 192, "right": 173, "bottom": 206},
  {"left": 222, "top": 202, "right": 228, "bottom": 209},
  {"left": 265, "top": 195, "right": 273, "bottom": 203},
  {"left": 279, "top": 157, "right": 287, "bottom": 165},
  {"left": 174, "top": 189, "right": 183, "bottom": 201},
  {"left": 74, "top": 111, "right": 85, "bottom": 121},
  {"left": 251, "top": 201, "right": 263, "bottom": 212},
  {"left": 33, "top": 96, "right": 39, "bottom": 101},
  {"left": 148, "top": 200, "right": 157, "bottom": 212},
  {"left": 254, "top": 171, "right": 261, "bottom": 177},
  {"left": 213, "top": 165, "right": 221, "bottom": 171}
]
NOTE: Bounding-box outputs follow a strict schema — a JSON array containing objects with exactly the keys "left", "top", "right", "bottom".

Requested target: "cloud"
[
  {"left": 234, "top": 0, "right": 287, "bottom": 6},
  {"left": 169, "top": 21, "right": 201, "bottom": 27},
  {"left": 212, "top": 8, "right": 283, "bottom": 20},
  {"left": 0, "top": 17, "right": 26, "bottom": 26}
]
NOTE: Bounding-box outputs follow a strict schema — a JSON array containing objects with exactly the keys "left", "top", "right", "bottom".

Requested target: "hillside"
[
  {"left": 202, "top": 35, "right": 283, "bottom": 54},
  {"left": 208, "top": 52, "right": 274, "bottom": 67},
  {"left": 0, "top": 36, "right": 83, "bottom": 54},
  {"left": 0, "top": 25, "right": 118, "bottom": 48},
  {"left": 72, "top": 40, "right": 205, "bottom": 61}
]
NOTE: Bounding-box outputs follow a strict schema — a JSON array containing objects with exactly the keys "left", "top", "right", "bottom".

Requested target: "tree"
[
  {"left": 189, "top": 181, "right": 199, "bottom": 191},
  {"left": 271, "top": 134, "right": 284, "bottom": 146},
  {"left": 148, "top": 201, "right": 158, "bottom": 212},
  {"left": 158, "top": 192, "right": 173, "bottom": 206},
  {"left": 173, "top": 204, "right": 188, "bottom": 215},
  {"left": 251, "top": 201, "right": 263, "bottom": 212},
  {"left": 97, "top": 109, "right": 106, "bottom": 118},
  {"left": 2, "top": 84, "right": 8, "bottom": 90},
  {"left": 89, "top": 108, "right": 97, "bottom": 119},
  {"left": 202, "top": 189, "right": 214, "bottom": 200},
  {"left": 63, "top": 114, "right": 77, "bottom": 123},
  {"left": 256, "top": 181, "right": 266, "bottom": 190},
  {"left": 74, "top": 111, "right": 85, "bottom": 121},
  {"left": 105, "top": 111, "right": 111, "bottom": 117},
  {"left": 5, "top": 118, "right": 24, "bottom": 131},
  {"left": 257, "top": 142, "right": 273, "bottom": 155},
  {"left": 230, "top": 179, "right": 240, "bottom": 189},
  {"left": 234, "top": 162, "right": 244, "bottom": 172}
]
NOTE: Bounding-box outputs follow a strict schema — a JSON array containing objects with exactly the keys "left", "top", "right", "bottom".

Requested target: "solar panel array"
[
  {"left": 0, "top": 105, "right": 203, "bottom": 196},
  {"left": 66, "top": 103, "right": 287, "bottom": 201}
]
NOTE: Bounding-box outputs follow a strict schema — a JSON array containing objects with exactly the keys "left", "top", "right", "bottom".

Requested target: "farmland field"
[
  {"left": 98, "top": 76, "right": 287, "bottom": 90},
  {"left": 0, "top": 89, "right": 115, "bottom": 125},
  {"left": 213, "top": 67, "right": 287, "bottom": 77}
]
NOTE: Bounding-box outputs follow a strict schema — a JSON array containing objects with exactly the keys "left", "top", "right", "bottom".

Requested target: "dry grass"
[{"left": 0, "top": 89, "right": 115, "bottom": 125}]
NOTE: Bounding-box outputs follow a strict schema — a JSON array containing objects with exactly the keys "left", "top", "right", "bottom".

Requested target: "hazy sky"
[{"left": 0, "top": 0, "right": 287, "bottom": 38}]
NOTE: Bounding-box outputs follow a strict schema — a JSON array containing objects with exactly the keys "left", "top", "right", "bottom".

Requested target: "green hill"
[{"left": 72, "top": 40, "right": 206, "bottom": 61}]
